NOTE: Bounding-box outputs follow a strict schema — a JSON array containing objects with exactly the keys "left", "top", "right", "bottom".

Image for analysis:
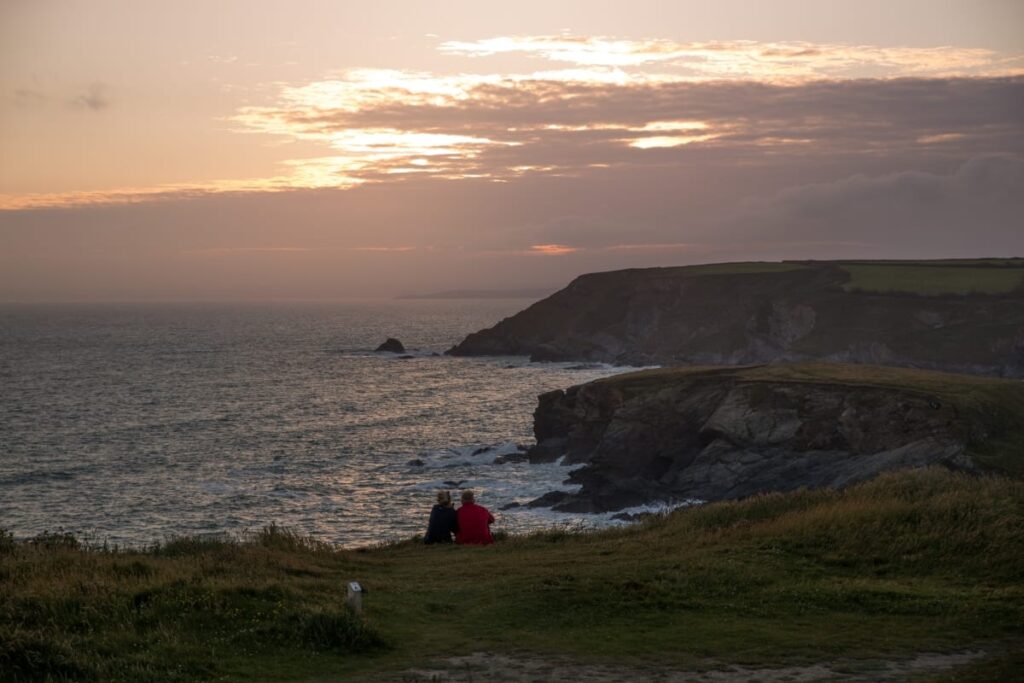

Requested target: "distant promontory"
[{"left": 448, "top": 259, "right": 1024, "bottom": 378}]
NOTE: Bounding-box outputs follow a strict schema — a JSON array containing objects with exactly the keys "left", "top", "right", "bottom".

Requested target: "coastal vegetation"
[{"left": 3, "top": 468, "right": 1022, "bottom": 681}]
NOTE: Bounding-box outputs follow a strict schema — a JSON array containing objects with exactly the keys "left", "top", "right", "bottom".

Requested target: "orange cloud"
[{"left": 529, "top": 244, "right": 579, "bottom": 255}]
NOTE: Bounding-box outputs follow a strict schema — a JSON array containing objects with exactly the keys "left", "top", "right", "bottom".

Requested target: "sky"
[{"left": 1, "top": 1, "right": 1022, "bottom": 301}]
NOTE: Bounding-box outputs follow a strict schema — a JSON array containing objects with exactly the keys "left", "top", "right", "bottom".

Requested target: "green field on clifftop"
[{"left": 3, "top": 468, "right": 1023, "bottom": 681}]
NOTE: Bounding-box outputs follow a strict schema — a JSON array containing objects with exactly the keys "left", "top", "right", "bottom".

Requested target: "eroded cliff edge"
[
  {"left": 528, "top": 363, "right": 1024, "bottom": 511},
  {"left": 448, "top": 261, "right": 1024, "bottom": 377}
]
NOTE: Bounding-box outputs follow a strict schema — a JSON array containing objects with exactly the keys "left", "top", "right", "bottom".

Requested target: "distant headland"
[{"left": 448, "top": 258, "right": 1024, "bottom": 378}]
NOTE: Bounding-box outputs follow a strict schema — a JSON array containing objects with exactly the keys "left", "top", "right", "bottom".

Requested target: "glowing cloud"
[
  {"left": 440, "top": 36, "right": 1024, "bottom": 80},
  {"left": 529, "top": 244, "right": 579, "bottom": 255},
  {"left": 6, "top": 34, "right": 1022, "bottom": 210}
]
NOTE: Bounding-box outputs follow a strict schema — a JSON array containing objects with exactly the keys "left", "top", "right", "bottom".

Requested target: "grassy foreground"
[{"left": 3, "top": 468, "right": 1023, "bottom": 681}]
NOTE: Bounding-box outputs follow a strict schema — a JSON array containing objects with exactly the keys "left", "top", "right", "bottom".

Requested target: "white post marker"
[{"left": 347, "top": 581, "right": 363, "bottom": 615}]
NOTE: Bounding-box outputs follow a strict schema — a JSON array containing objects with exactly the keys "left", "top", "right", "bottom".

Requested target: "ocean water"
[{"left": 0, "top": 300, "right": 642, "bottom": 547}]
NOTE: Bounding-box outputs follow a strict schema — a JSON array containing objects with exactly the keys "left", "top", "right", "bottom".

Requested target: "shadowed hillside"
[{"left": 448, "top": 259, "right": 1024, "bottom": 377}]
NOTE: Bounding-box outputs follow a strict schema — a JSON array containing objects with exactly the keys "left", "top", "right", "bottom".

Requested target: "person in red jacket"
[{"left": 455, "top": 490, "right": 495, "bottom": 545}]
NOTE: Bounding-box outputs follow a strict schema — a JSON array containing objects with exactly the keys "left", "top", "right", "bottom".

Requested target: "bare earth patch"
[{"left": 392, "top": 650, "right": 984, "bottom": 682}]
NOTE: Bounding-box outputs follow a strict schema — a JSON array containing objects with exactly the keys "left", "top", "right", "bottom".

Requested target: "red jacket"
[{"left": 456, "top": 502, "right": 494, "bottom": 545}]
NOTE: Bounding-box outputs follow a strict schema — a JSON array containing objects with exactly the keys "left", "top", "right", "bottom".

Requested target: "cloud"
[
  {"left": 226, "top": 73, "right": 1024, "bottom": 194},
  {"left": 439, "top": 35, "right": 1024, "bottom": 79},
  {"left": 5, "top": 35, "right": 1023, "bottom": 212},
  {"left": 11, "top": 88, "right": 48, "bottom": 106},
  {"left": 717, "top": 154, "right": 1024, "bottom": 253},
  {"left": 528, "top": 243, "right": 578, "bottom": 255},
  {"left": 71, "top": 83, "right": 111, "bottom": 110}
]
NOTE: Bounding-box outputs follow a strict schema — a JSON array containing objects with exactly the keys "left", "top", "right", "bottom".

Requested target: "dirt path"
[{"left": 390, "top": 650, "right": 984, "bottom": 682}]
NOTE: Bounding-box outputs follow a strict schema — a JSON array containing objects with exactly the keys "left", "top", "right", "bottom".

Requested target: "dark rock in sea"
[
  {"left": 472, "top": 446, "right": 493, "bottom": 456},
  {"left": 375, "top": 338, "right": 406, "bottom": 353},
  {"left": 528, "top": 363, "right": 1024, "bottom": 512},
  {"left": 499, "top": 502, "right": 522, "bottom": 510},
  {"left": 447, "top": 260, "right": 1024, "bottom": 378},
  {"left": 431, "top": 352, "right": 441, "bottom": 357},
  {"left": 527, "top": 437, "right": 567, "bottom": 463},
  {"left": 526, "top": 490, "right": 573, "bottom": 508},
  {"left": 406, "top": 459, "right": 425, "bottom": 467},
  {"left": 443, "top": 480, "right": 466, "bottom": 488},
  {"left": 516, "top": 443, "right": 530, "bottom": 452}
]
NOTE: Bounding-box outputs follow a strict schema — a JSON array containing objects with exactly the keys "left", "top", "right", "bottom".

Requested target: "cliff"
[
  {"left": 528, "top": 363, "right": 1024, "bottom": 511},
  {"left": 448, "top": 260, "right": 1024, "bottom": 377}
]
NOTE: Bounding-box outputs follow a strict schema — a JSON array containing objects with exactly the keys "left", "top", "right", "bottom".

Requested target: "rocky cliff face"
[
  {"left": 528, "top": 364, "right": 1024, "bottom": 511},
  {"left": 448, "top": 262, "right": 1024, "bottom": 378}
]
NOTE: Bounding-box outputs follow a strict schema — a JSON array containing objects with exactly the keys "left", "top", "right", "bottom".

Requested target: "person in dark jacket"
[{"left": 424, "top": 490, "right": 459, "bottom": 544}]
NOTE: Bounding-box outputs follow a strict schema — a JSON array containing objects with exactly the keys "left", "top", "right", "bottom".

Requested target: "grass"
[
  {"left": 2, "top": 469, "right": 1023, "bottom": 681},
  {"left": 840, "top": 264, "right": 1024, "bottom": 295},
  {"left": 672, "top": 261, "right": 809, "bottom": 276}
]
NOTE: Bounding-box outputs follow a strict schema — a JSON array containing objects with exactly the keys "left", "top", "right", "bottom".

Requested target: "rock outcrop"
[
  {"left": 448, "top": 261, "right": 1024, "bottom": 378},
  {"left": 375, "top": 338, "right": 406, "bottom": 353},
  {"left": 528, "top": 364, "right": 1024, "bottom": 511}
]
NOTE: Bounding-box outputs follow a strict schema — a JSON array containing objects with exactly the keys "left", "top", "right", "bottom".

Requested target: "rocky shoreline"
[{"left": 522, "top": 363, "right": 1024, "bottom": 512}]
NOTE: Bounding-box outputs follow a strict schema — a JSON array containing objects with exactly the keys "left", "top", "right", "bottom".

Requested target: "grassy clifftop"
[{"left": 3, "top": 468, "right": 1023, "bottom": 681}]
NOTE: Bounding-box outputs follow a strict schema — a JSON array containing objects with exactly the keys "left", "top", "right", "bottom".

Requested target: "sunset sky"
[{"left": 2, "top": 0, "right": 1022, "bottom": 301}]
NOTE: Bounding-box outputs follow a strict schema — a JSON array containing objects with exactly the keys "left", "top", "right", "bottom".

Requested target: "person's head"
[
  {"left": 436, "top": 490, "right": 452, "bottom": 507},
  {"left": 461, "top": 490, "right": 475, "bottom": 505}
]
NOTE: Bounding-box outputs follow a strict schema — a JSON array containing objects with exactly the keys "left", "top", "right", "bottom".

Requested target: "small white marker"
[{"left": 347, "top": 580, "right": 363, "bottom": 614}]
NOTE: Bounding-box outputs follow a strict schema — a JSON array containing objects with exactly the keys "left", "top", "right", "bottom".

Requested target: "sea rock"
[
  {"left": 406, "top": 458, "right": 425, "bottom": 467},
  {"left": 375, "top": 338, "right": 406, "bottom": 353},
  {"left": 528, "top": 364, "right": 1023, "bottom": 512},
  {"left": 526, "top": 490, "right": 573, "bottom": 508}
]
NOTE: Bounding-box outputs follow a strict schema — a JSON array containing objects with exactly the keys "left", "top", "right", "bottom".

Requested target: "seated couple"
[{"left": 424, "top": 489, "right": 494, "bottom": 545}]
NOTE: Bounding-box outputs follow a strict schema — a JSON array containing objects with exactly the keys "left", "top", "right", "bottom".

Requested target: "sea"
[{"left": 0, "top": 300, "right": 653, "bottom": 547}]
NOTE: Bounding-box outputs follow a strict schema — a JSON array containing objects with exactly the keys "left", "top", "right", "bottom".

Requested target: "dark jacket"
[{"left": 424, "top": 504, "right": 459, "bottom": 544}]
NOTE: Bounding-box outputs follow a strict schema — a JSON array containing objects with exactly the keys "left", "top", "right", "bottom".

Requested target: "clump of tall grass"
[{"left": 0, "top": 524, "right": 386, "bottom": 681}]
